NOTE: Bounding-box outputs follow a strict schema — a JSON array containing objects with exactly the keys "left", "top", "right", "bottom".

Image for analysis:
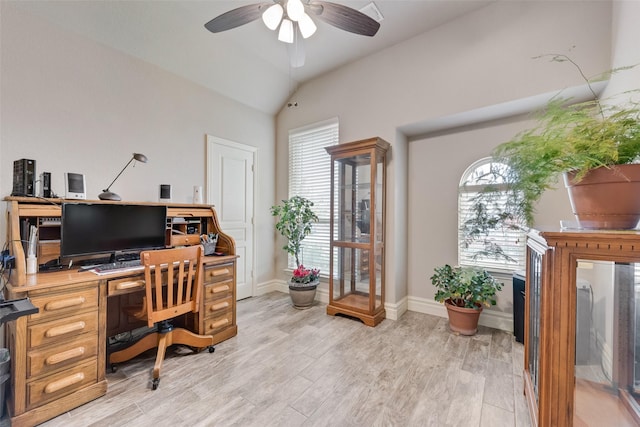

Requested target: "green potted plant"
[
  {"left": 270, "top": 195, "right": 319, "bottom": 309},
  {"left": 463, "top": 55, "right": 640, "bottom": 258},
  {"left": 430, "top": 264, "right": 503, "bottom": 335}
]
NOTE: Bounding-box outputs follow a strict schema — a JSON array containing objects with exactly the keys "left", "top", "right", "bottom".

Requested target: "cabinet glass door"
[
  {"left": 573, "top": 259, "right": 640, "bottom": 426},
  {"left": 331, "top": 153, "right": 379, "bottom": 310}
]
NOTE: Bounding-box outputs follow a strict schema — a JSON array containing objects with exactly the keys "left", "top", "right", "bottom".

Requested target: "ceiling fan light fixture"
[
  {"left": 278, "top": 18, "right": 294, "bottom": 43},
  {"left": 298, "top": 13, "right": 317, "bottom": 39},
  {"left": 286, "top": 0, "right": 305, "bottom": 22},
  {"left": 262, "top": 3, "right": 284, "bottom": 30}
]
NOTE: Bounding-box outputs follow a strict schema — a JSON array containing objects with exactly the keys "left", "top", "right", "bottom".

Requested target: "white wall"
[
  {"left": 602, "top": 0, "right": 640, "bottom": 103},
  {"left": 0, "top": 3, "right": 277, "bottom": 285},
  {"left": 276, "top": 1, "right": 613, "bottom": 319}
]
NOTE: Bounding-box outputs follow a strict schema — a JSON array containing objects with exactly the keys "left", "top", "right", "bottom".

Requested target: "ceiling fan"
[{"left": 204, "top": 1, "right": 381, "bottom": 67}]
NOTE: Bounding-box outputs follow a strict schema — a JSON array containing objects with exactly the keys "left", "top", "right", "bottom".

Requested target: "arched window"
[{"left": 458, "top": 157, "right": 526, "bottom": 271}]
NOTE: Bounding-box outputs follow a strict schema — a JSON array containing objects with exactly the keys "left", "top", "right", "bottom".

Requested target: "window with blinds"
[
  {"left": 288, "top": 117, "right": 339, "bottom": 272},
  {"left": 458, "top": 157, "right": 526, "bottom": 271}
]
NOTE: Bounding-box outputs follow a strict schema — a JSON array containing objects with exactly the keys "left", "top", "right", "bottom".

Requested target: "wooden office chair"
[{"left": 109, "top": 245, "right": 214, "bottom": 390}]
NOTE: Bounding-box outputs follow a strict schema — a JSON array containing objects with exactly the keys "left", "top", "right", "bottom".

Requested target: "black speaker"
[
  {"left": 513, "top": 271, "right": 525, "bottom": 343},
  {"left": 41, "top": 172, "right": 51, "bottom": 198},
  {"left": 12, "top": 159, "right": 36, "bottom": 197},
  {"left": 159, "top": 184, "right": 171, "bottom": 202}
]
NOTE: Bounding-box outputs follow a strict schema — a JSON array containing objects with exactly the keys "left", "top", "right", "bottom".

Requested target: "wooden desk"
[{"left": 3, "top": 198, "right": 238, "bottom": 427}]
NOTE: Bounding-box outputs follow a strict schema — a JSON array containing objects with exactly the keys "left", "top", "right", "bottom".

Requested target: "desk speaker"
[{"left": 159, "top": 184, "right": 172, "bottom": 202}]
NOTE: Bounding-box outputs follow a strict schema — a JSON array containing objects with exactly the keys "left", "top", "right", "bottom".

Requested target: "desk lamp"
[{"left": 98, "top": 153, "right": 148, "bottom": 201}]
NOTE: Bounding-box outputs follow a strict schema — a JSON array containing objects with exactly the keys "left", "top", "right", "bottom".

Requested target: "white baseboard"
[
  {"left": 253, "top": 282, "right": 512, "bottom": 331},
  {"left": 408, "top": 296, "right": 513, "bottom": 333}
]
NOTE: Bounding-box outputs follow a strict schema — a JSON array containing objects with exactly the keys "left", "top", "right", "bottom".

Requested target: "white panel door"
[{"left": 206, "top": 135, "right": 255, "bottom": 300}]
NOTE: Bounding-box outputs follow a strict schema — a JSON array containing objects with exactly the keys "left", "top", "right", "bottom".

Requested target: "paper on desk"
[
  {"left": 89, "top": 266, "right": 145, "bottom": 276},
  {"left": 27, "top": 225, "right": 37, "bottom": 258}
]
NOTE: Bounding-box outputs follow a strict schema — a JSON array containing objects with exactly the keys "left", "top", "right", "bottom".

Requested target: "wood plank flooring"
[{"left": 28, "top": 292, "right": 531, "bottom": 426}]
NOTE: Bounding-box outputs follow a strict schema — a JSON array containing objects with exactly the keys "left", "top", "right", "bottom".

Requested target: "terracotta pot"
[
  {"left": 564, "top": 164, "right": 640, "bottom": 230},
  {"left": 288, "top": 281, "right": 318, "bottom": 309},
  {"left": 444, "top": 299, "right": 482, "bottom": 336}
]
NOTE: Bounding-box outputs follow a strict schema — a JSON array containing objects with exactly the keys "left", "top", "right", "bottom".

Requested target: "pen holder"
[{"left": 202, "top": 239, "right": 218, "bottom": 256}]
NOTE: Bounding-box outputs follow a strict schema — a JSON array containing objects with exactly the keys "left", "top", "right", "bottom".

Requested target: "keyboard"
[{"left": 94, "top": 259, "right": 142, "bottom": 273}]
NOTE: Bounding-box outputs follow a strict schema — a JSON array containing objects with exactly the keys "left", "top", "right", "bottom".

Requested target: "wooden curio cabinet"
[
  {"left": 325, "top": 137, "right": 389, "bottom": 326},
  {"left": 525, "top": 229, "right": 640, "bottom": 426}
]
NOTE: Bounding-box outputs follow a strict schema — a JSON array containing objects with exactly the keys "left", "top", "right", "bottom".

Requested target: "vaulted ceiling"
[{"left": 10, "top": 1, "right": 492, "bottom": 114}]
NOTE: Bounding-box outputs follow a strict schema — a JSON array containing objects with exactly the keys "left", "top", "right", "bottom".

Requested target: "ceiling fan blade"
[
  {"left": 204, "top": 3, "right": 272, "bottom": 33},
  {"left": 287, "top": 28, "right": 306, "bottom": 68},
  {"left": 308, "top": 1, "right": 380, "bottom": 37}
]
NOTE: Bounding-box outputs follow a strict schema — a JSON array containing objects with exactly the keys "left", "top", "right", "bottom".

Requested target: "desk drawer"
[
  {"left": 170, "top": 234, "right": 201, "bottom": 246},
  {"left": 203, "top": 296, "right": 233, "bottom": 318},
  {"left": 29, "top": 287, "right": 99, "bottom": 322},
  {"left": 203, "top": 263, "right": 234, "bottom": 284},
  {"left": 108, "top": 276, "right": 146, "bottom": 296},
  {"left": 28, "top": 311, "right": 98, "bottom": 349},
  {"left": 203, "top": 312, "right": 233, "bottom": 336},
  {"left": 203, "top": 280, "right": 233, "bottom": 302},
  {"left": 28, "top": 333, "right": 98, "bottom": 378},
  {"left": 27, "top": 358, "right": 98, "bottom": 410}
]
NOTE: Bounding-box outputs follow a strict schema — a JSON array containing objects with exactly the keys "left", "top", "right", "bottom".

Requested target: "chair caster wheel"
[
  {"left": 111, "top": 364, "right": 117, "bottom": 373},
  {"left": 152, "top": 378, "right": 160, "bottom": 390},
  {"left": 208, "top": 346, "right": 215, "bottom": 353}
]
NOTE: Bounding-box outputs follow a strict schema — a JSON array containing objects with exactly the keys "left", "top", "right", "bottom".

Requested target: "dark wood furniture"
[
  {"left": 3, "top": 197, "right": 237, "bottom": 427},
  {"left": 325, "top": 137, "right": 389, "bottom": 326},
  {"left": 525, "top": 229, "right": 640, "bottom": 426}
]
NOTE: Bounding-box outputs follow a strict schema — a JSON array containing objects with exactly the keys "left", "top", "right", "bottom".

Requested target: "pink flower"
[{"left": 291, "top": 265, "right": 320, "bottom": 284}]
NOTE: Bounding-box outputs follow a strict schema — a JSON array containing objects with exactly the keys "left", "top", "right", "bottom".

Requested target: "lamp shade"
[
  {"left": 262, "top": 3, "right": 283, "bottom": 30},
  {"left": 298, "top": 13, "right": 317, "bottom": 39},
  {"left": 278, "top": 18, "right": 294, "bottom": 43},
  {"left": 286, "top": 0, "right": 305, "bottom": 22}
]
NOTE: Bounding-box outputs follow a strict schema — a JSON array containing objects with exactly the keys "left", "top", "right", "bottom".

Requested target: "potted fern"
[
  {"left": 430, "top": 264, "right": 503, "bottom": 335},
  {"left": 463, "top": 55, "right": 640, "bottom": 258},
  {"left": 270, "top": 196, "right": 319, "bottom": 309}
]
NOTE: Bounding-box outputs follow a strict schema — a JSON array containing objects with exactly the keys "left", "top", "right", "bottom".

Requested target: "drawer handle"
[
  {"left": 209, "top": 318, "right": 229, "bottom": 329},
  {"left": 44, "top": 372, "right": 85, "bottom": 394},
  {"left": 211, "top": 284, "right": 230, "bottom": 294},
  {"left": 46, "top": 347, "right": 86, "bottom": 365},
  {"left": 210, "top": 301, "right": 229, "bottom": 311},
  {"left": 211, "top": 268, "right": 230, "bottom": 277},
  {"left": 116, "top": 280, "right": 145, "bottom": 290},
  {"left": 45, "top": 296, "right": 86, "bottom": 311},
  {"left": 45, "top": 321, "right": 86, "bottom": 338}
]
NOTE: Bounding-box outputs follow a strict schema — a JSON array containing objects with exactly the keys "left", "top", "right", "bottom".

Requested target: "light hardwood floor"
[{"left": 23, "top": 292, "right": 531, "bottom": 426}]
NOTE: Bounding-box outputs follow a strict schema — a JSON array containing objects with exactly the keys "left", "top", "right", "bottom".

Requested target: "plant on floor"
[
  {"left": 270, "top": 195, "right": 319, "bottom": 269},
  {"left": 462, "top": 54, "right": 640, "bottom": 258},
  {"left": 430, "top": 264, "right": 503, "bottom": 309},
  {"left": 430, "top": 264, "right": 503, "bottom": 335},
  {"left": 271, "top": 196, "right": 320, "bottom": 309}
]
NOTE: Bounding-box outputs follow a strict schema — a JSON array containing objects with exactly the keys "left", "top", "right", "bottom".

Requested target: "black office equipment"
[
  {"left": 12, "top": 159, "right": 35, "bottom": 197},
  {"left": 60, "top": 203, "right": 167, "bottom": 261}
]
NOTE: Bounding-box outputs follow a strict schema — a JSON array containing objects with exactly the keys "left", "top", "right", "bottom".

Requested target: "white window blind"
[
  {"left": 288, "top": 118, "right": 339, "bottom": 273},
  {"left": 458, "top": 157, "right": 526, "bottom": 272}
]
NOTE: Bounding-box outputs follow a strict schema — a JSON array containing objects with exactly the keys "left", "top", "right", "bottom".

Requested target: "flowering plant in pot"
[
  {"left": 462, "top": 55, "right": 640, "bottom": 260},
  {"left": 291, "top": 265, "right": 320, "bottom": 286},
  {"left": 270, "top": 195, "right": 319, "bottom": 309},
  {"left": 430, "top": 264, "right": 503, "bottom": 335}
]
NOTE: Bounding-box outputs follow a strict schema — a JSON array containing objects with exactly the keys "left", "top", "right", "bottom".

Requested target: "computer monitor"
[{"left": 60, "top": 203, "right": 167, "bottom": 260}]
